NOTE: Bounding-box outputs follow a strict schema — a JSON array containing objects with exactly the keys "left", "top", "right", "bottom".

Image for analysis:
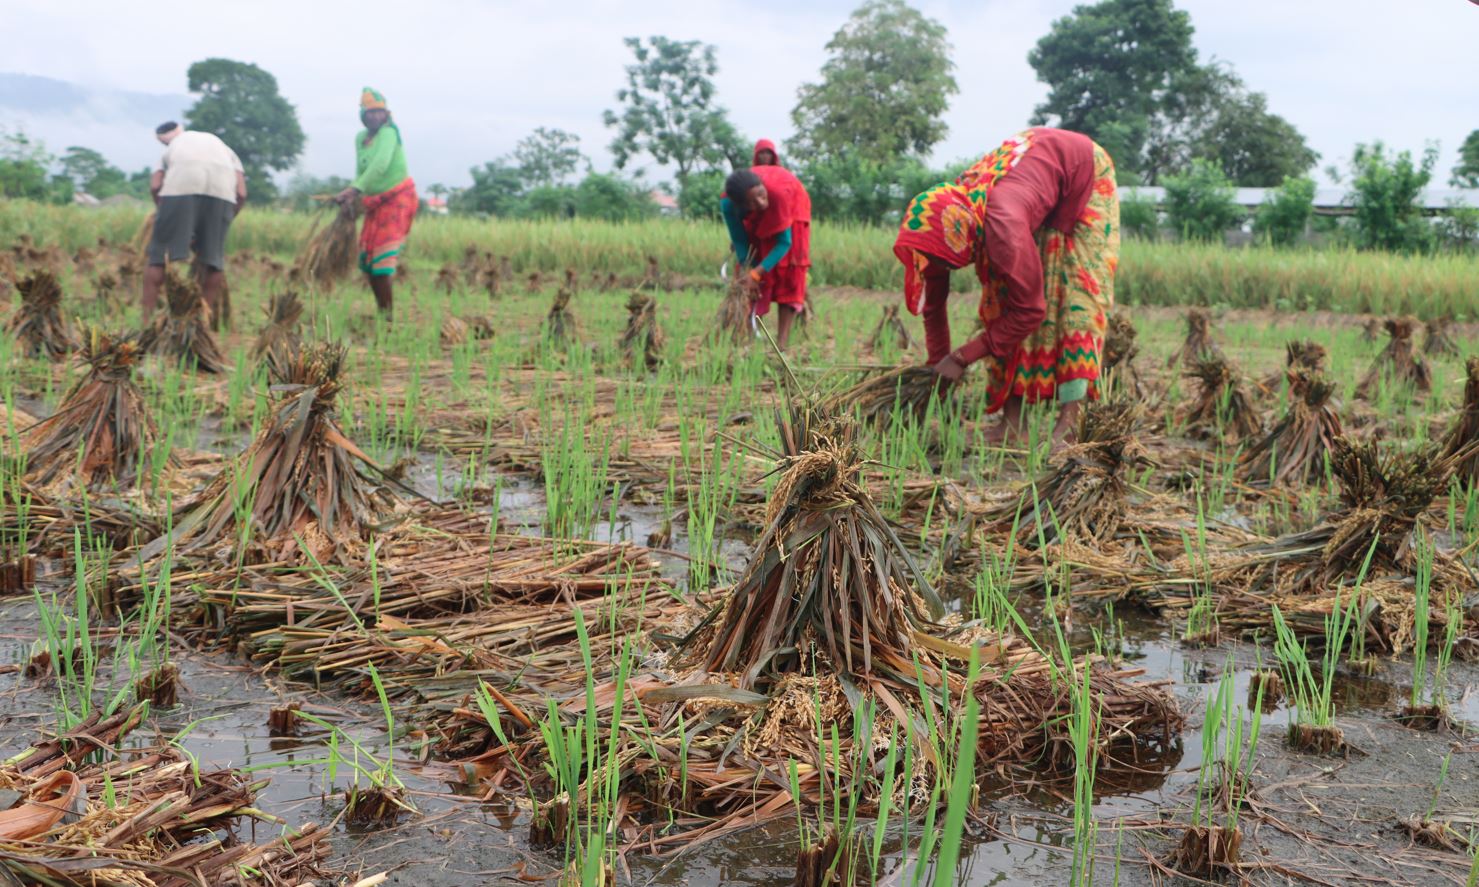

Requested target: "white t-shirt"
[{"left": 157, "top": 131, "right": 244, "bottom": 203}]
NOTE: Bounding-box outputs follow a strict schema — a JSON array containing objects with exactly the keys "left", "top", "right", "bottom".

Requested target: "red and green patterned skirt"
[
  {"left": 359, "top": 177, "right": 418, "bottom": 278},
  {"left": 987, "top": 144, "right": 1119, "bottom": 409}
]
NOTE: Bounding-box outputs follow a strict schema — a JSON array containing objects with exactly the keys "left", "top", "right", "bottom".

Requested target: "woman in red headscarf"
[
  {"left": 721, "top": 156, "right": 811, "bottom": 350},
  {"left": 753, "top": 138, "right": 781, "bottom": 167},
  {"left": 893, "top": 127, "right": 1119, "bottom": 450}
]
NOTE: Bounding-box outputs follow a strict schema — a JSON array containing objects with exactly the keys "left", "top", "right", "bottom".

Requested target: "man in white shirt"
[{"left": 142, "top": 121, "right": 246, "bottom": 321}]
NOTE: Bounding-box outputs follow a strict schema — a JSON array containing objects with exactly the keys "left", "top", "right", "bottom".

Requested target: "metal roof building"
[{"left": 1119, "top": 186, "right": 1479, "bottom": 214}]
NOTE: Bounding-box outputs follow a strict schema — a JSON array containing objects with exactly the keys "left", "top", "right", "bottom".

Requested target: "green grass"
[{"left": 5, "top": 200, "right": 1477, "bottom": 318}]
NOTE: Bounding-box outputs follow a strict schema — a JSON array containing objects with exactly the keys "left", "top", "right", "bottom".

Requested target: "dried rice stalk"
[
  {"left": 139, "top": 342, "right": 397, "bottom": 565},
  {"left": 1165, "top": 308, "right": 1221, "bottom": 368},
  {"left": 985, "top": 400, "right": 1152, "bottom": 545},
  {"left": 544, "top": 281, "right": 577, "bottom": 347},
  {"left": 1361, "top": 317, "right": 1382, "bottom": 342},
  {"left": 712, "top": 273, "right": 754, "bottom": 344},
  {"left": 22, "top": 331, "right": 165, "bottom": 491},
  {"left": 7, "top": 271, "right": 77, "bottom": 359},
  {"left": 1441, "top": 357, "right": 1479, "bottom": 487},
  {"left": 1259, "top": 339, "right": 1327, "bottom": 394},
  {"left": 139, "top": 270, "right": 228, "bottom": 373},
  {"left": 620, "top": 291, "right": 665, "bottom": 371},
  {"left": 294, "top": 201, "right": 358, "bottom": 287},
  {"left": 866, "top": 304, "right": 914, "bottom": 353},
  {"left": 701, "top": 404, "right": 945, "bottom": 690},
  {"left": 1238, "top": 369, "right": 1343, "bottom": 487},
  {"left": 1178, "top": 355, "right": 1262, "bottom": 440},
  {"left": 132, "top": 211, "right": 155, "bottom": 257},
  {"left": 1357, "top": 316, "right": 1431, "bottom": 398},
  {"left": 1425, "top": 316, "right": 1460, "bottom": 357},
  {"left": 818, "top": 365, "right": 944, "bottom": 424},
  {"left": 440, "top": 314, "right": 470, "bottom": 346},
  {"left": 436, "top": 263, "right": 459, "bottom": 294},
  {"left": 252, "top": 290, "right": 304, "bottom": 357}
]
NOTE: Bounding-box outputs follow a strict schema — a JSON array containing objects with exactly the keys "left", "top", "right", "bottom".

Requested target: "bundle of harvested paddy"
[
  {"left": 1424, "top": 316, "right": 1460, "bottom": 357},
  {"left": 620, "top": 291, "right": 665, "bottom": 371},
  {"left": 1440, "top": 357, "right": 1479, "bottom": 486},
  {"left": 1357, "top": 316, "right": 1431, "bottom": 398},
  {"left": 1178, "top": 355, "right": 1262, "bottom": 440},
  {"left": 293, "top": 200, "right": 358, "bottom": 287},
  {"left": 21, "top": 331, "right": 163, "bottom": 491},
  {"left": 139, "top": 270, "right": 228, "bottom": 373},
  {"left": 1238, "top": 369, "right": 1343, "bottom": 487},
  {"left": 140, "top": 342, "right": 396, "bottom": 565},
  {"left": 1101, "top": 312, "right": 1143, "bottom": 399},
  {"left": 252, "top": 290, "right": 304, "bottom": 357},
  {"left": 866, "top": 303, "right": 914, "bottom": 353},
  {"left": 699, "top": 404, "right": 946, "bottom": 691},
  {"left": 7, "top": 271, "right": 77, "bottom": 359},
  {"left": 984, "top": 400, "right": 1152, "bottom": 545},
  {"left": 0, "top": 706, "right": 331, "bottom": 886},
  {"left": 436, "top": 262, "right": 459, "bottom": 293},
  {"left": 93, "top": 269, "right": 120, "bottom": 308},
  {"left": 712, "top": 273, "right": 754, "bottom": 344},
  {"left": 1361, "top": 317, "right": 1382, "bottom": 342},
  {"left": 440, "top": 313, "right": 470, "bottom": 346},
  {"left": 1258, "top": 339, "right": 1327, "bottom": 395},
  {"left": 1165, "top": 307, "right": 1222, "bottom": 368},
  {"left": 818, "top": 364, "right": 943, "bottom": 424},
  {"left": 544, "top": 278, "right": 578, "bottom": 346}
]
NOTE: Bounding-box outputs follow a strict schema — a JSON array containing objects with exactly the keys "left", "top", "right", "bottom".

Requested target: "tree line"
[{"left": 4, "top": 0, "right": 1478, "bottom": 246}]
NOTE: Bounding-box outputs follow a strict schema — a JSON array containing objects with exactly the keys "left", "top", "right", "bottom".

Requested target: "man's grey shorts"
[{"left": 147, "top": 194, "right": 236, "bottom": 271}]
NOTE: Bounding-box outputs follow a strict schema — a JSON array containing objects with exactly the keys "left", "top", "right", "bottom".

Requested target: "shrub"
[
  {"left": 1254, "top": 176, "right": 1316, "bottom": 247},
  {"left": 1163, "top": 159, "right": 1243, "bottom": 243}
]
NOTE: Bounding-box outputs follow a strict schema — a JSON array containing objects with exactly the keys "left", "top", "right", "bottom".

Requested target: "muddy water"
[{"left": 3, "top": 462, "right": 1477, "bottom": 886}]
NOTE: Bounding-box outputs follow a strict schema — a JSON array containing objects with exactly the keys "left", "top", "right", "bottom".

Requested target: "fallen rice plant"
[{"left": 1357, "top": 316, "right": 1431, "bottom": 398}]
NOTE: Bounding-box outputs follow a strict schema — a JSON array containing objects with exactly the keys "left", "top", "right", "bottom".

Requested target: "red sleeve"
[
  {"left": 922, "top": 268, "right": 953, "bottom": 364},
  {"left": 750, "top": 167, "right": 804, "bottom": 240},
  {"left": 979, "top": 206, "right": 1047, "bottom": 360}
]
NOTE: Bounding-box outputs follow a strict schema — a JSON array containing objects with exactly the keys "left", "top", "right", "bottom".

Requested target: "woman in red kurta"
[
  {"left": 893, "top": 127, "right": 1120, "bottom": 450},
  {"left": 722, "top": 164, "right": 812, "bottom": 349},
  {"left": 753, "top": 138, "right": 780, "bottom": 167}
]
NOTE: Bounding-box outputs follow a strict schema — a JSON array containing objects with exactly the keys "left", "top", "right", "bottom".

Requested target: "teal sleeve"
[
  {"left": 720, "top": 197, "right": 752, "bottom": 264},
  {"left": 758, "top": 228, "right": 792, "bottom": 272}
]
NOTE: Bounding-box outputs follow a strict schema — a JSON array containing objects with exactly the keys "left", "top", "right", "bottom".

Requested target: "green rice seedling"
[
  {"left": 1179, "top": 496, "right": 1219, "bottom": 646},
  {"left": 1172, "top": 665, "right": 1259, "bottom": 878},
  {"left": 1067, "top": 654, "right": 1100, "bottom": 887},
  {"left": 1271, "top": 587, "right": 1358, "bottom": 754},
  {"left": 931, "top": 651, "right": 982, "bottom": 887}
]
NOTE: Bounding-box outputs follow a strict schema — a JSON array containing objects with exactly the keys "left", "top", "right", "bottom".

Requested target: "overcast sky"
[{"left": 3, "top": 0, "right": 1477, "bottom": 189}]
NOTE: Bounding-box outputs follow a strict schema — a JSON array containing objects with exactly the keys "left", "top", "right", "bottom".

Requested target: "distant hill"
[{"left": 0, "top": 72, "right": 189, "bottom": 170}]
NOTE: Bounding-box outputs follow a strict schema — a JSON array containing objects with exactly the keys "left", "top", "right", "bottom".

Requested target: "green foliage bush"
[
  {"left": 1254, "top": 176, "right": 1315, "bottom": 246},
  {"left": 1163, "top": 159, "right": 1243, "bottom": 242}
]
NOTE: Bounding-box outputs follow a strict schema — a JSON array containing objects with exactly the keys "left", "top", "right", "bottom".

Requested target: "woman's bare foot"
[{"left": 981, "top": 397, "right": 1026, "bottom": 447}]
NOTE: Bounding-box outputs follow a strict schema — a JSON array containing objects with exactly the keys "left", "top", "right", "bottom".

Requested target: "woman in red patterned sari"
[{"left": 893, "top": 127, "right": 1119, "bottom": 450}]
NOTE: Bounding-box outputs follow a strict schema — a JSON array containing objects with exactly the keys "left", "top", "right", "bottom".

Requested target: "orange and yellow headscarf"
[
  {"left": 360, "top": 87, "right": 388, "bottom": 113},
  {"left": 893, "top": 131, "right": 1035, "bottom": 315}
]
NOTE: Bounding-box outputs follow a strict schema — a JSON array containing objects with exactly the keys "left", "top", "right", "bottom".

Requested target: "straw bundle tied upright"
[
  {"left": 985, "top": 400, "right": 1152, "bottom": 545},
  {"left": 1259, "top": 339, "right": 1327, "bottom": 395},
  {"left": 1425, "top": 316, "right": 1459, "bottom": 356},
  {"left": 294, "top": 200, "right": 358, "bottom": 287},
  {"left": 1178, "top": 355, "right": 1262, "bottom": 440},
  {"left": 21, "top": 330, "right": 167, "bottom": 492},
  {"left": 1357, "top": 316, "right": 1431, "bottom": 398},
  {"left": 252, "top": 290, "right": 304, "bottom": 357},
  {"left": 139, "top": 341, "right": 397, "bottom": 566},
  {"left": 1239, "top": 368, "right": 1343, "bottom": 487},
  {"left": 700, "top": 403, "right": 947, "bottom": 691},
  {"left": 1166, "top": 307, "right": 1221, "bottom": 368},
  {"left": 7, "top": 271, "right": 77, "bottom": 360},
  {"left": 140, "top": 270, "right": 228, "bottom": 373},
  {"left": 1440, "top": 357, "right": 1479, "bottom": 487},
  {"left": 620, "top": 291, "right": 665, "bottom": 371},
  {"left": 544, "top": 272, "right": 578, "bottom": 347}
]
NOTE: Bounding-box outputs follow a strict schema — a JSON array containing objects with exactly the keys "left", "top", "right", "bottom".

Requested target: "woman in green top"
[{"left": 334, "top": 87, "right": 416, "bottom": 318}]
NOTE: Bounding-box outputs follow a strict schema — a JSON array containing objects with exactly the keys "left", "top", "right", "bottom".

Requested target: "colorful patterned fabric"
[
  {"left": 893, "top": 131, "right": 1035, "bottom": 314},
  {"left": 359, "top": 177, "right": 417, "bottom": 277},
  {"left": 360, "top": 87, "right": 388, "bottom": 112},
  {"left": 990, "top": 142, "right": 1119, "bottom": 409}
]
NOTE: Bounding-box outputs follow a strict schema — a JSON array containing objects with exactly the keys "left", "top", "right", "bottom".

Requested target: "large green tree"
[
  {"left": 184, "top": 58, "right": 304, "bottom": 201},
  {"left": 603, "top": 36, "right": 747, "bottom": 184},
  {"left": 1029, "top": 0, "right": 1198, "bottom": 175},
  {"left": 1344, "top": 142, "right": 1437, "bottom": 253},
  {"left": 513, "top": 127, "right": 587, "bottom": 187},
  {"left": 1453, "top": 129, "right": 1479, "bottom": 188},
  {"left": 453, "top": 160, "right": 526, "bottom": 215},
  {"left": 60, "top": 146, "right": 132, "bottom": 198},
  {"left": 789, "top": 0, "right": 957, "bottom": 164}
]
